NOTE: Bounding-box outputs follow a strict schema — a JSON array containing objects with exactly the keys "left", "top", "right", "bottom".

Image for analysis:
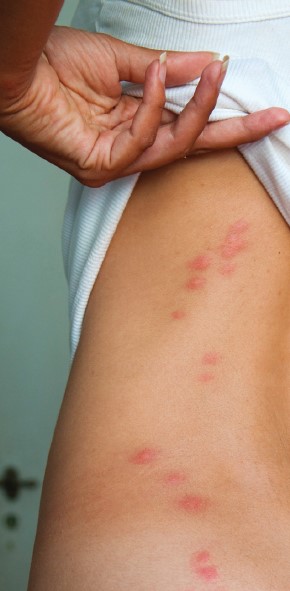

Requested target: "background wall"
[
  {"left": 0, "top": 0, "right": 80, "bottom": 423},
  {"left": 0, "top": 1, "right": 79, "bottom": 589}
]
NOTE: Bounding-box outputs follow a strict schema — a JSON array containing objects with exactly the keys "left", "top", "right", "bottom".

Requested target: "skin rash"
[
  {"left": 126, "top": 224, "right": 251, "bottom": 588},
  {"left": 182, "top": 218, "right": 250, "bottom": 294},
  {"left": 170, "top": 218, "right": 250, "bottom": 325},
  {"left": 128, "top": 445, "right": 226, "bottom": 588}
]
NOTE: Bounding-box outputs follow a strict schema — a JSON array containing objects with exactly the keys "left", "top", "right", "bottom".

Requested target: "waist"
[{"left": 43, "top": 149, "right": 290, "bottom": 589}]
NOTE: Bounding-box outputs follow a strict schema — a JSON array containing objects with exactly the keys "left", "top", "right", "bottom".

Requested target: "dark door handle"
[{"left": 0, "top": 466, "right": 38, "bottom": 500}]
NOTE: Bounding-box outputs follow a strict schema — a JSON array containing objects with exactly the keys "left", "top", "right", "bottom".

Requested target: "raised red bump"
[
  {"left": 195, "top": 550, "right": 211, "bottom": 563},
  {"left": 195, "top": 565, "right": 219, "bottom": 581},
  {"left": 187, "top": 254, "right": 211, "bottom": 271},
  {"left": 163, "top": 471, "right": 187, "bottom": 486},
  {"left": 202, "top": 352, "right": 221, "bottom": 365},
  {"left": 129, "top": 447, "right": 159, "bottom": 465},
  {"left": 185, "top": 276, "right": 206, "bottom": 290},
  {"left": 171, "top": 310, "right": 186, "bottom": 320},
  {"left": 177, "top": 494, "right": 209, "bottom": 513},
  {"left": 220, "top": 218, "right": 249, "bottom": 259},
  {"left": 219, "top": 262, "right": 236, "bottom": 276},
  {"left": 197, "top": 372, "right": 215, "bottom": 383}
]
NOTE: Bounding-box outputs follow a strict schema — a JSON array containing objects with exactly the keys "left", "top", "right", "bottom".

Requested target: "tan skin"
[
  {"left": 28, "top": 148, "right": 290, "bottom": 590},
  {"left": 1, "top": 6, "right": 290, "bottom": 589}
]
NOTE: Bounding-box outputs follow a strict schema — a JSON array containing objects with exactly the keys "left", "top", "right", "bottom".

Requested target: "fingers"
[
  {"left": 105, "top": 55, "right": 167, "bottom": 174},
  {"left": 167, "top": 58, "right": 228, "bottom": 152},
  {"left": 190, "top": 108, "right": 290, "bottom": 153},
  {"left": 121, "top": 58, "right": 226, "bottom": 176},
  {"left": 108, "top": 34, "right": 218, "bottom": 85}
]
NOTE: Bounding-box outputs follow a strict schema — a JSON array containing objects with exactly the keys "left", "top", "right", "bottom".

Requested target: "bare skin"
[{"left": 28, "top": 149, "right": 290, "bottom": 591}]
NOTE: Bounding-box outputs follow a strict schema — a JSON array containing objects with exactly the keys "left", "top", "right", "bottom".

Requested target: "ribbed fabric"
[
  {"left": 125, "top": 0, "right": 290, "bottom": 23},
  {"left": 63, "top": 0, "right": 290, "bottom": 359}
]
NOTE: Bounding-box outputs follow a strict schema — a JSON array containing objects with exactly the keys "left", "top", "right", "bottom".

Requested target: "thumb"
[{"left": 106, "top": 34, "right": 219, "bottom": 86}]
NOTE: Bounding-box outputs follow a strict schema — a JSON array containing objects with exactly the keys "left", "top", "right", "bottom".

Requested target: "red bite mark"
[
  {"left": 191, "top": 550, "right": 220, "bottom": 582},
  {"left": 197, "top": 372, "right": 215, "bottom": 383},
  {"left": 163, "top": 471, "right": 187, "bottom": 486},
  {"left": 171, "top": 310, "right": 186, "bottom": 320},
  {"left": 230, "top": 219, "right": 249, "bottom": 234},
  {"left": 185, "top": 276, "right": 206, "bottom": 290},
  {"left": 221, "top": 218, "right": 249, "bottom": 259},
  {"left": 129, "top": 447, "right": 159, "bottom": 465},
  {"left": 195, "top": 565, "right": 219, "bottom": 581},
  {"left": 195, "top": 550, "right": 211, "bottom": 563},
  {"left": 187, "top": 254, "right": 211, "bottom": 271},
  {"left": 221, "top": 236, "right": 247, "bottom": 259},
  {"left": 219, "top": 262, "right": 236, "bottom": 276},
  {"left": 177, "top": 494, "right": 208, "bottom": 513},
  {"left": 202, "top": 352, "right": 221, "bottom": 365}
]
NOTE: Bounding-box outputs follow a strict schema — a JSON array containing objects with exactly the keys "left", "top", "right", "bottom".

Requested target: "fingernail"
[
  {"left": 278, "top": 110, "right": 290, "bottom": 126},
  {"left": 211, "top": 51, "right": 221, "bottom": 61},
  {"left": 218, "top": 55, "right": 230, "bottom": 89},
  {"left": 222, "top": 54, "right": 230, "bottom": 72},
  {"left": 159, "top": 51, "right": 167, "bottom": 84},
  {"left": 277, "top": 119, "right": 290, "bottom": 128}
]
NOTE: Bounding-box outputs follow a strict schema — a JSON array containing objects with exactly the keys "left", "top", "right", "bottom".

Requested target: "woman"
[{"left": 1, "top": 1, "right": 290, "bottom": 590}]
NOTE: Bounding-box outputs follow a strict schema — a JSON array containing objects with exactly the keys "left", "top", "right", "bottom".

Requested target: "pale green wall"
[{"left": 0, "top": 0, "right": 79, "bottom": 437}]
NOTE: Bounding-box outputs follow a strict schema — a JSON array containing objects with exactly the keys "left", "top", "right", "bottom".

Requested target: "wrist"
[{"left": 0, "top": 71, "right": 34, "bottom": 108}]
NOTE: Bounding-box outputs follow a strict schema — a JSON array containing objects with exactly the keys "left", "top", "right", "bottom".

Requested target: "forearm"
[{"left": 0, "top": 0, "right": 64, "bottom": 99}]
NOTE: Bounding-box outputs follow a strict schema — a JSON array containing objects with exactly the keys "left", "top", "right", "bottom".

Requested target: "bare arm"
[{"left": 0, "top": 0, "right": 64, "bottom": 100}]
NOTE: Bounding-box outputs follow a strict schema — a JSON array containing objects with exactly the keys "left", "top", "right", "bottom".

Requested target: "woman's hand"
[{"left": 0, "top": 26, "right": 289, "bottom": 187}]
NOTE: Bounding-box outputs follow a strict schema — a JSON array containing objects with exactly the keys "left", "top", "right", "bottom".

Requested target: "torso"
[{"left": 30, "top": 149, "right": 290, "bottom": 590}]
